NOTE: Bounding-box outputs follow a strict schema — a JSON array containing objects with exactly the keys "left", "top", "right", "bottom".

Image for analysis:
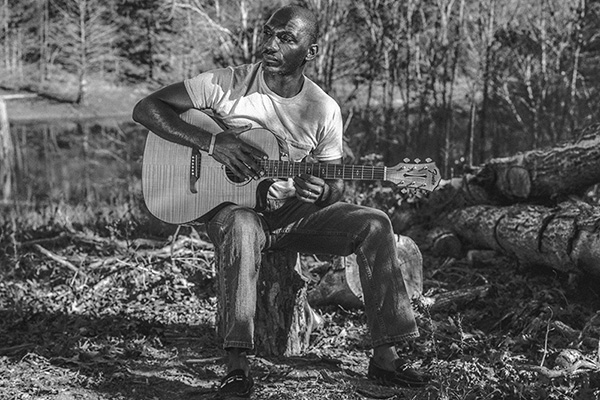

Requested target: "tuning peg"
[
  {"left": 425, "top": 158, "right": 432, "bottom": 163},
  {"left": 403, "top": 158, "right": 410, "bottom": 163},
  {"left": 414, "top": 158, "right": 421, "bottom": 163}
]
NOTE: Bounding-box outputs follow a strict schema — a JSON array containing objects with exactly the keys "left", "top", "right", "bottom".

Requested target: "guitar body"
[
  {"left": 142, "top": 109, "right": 441, "bottom": 225},
  {"left": 142, "top": 109, "right": 280, "bottom": 224}
]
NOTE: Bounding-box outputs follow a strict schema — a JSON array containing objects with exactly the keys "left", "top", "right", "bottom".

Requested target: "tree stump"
[
  {"left": 254, "top": 250, "right": 310, "bottom": 356},
  {"left": 215, "top": 250, "right": 310, "bottom": 357},
  {"left": 209, "top": 251, "right": 313, "bottom": 356}
]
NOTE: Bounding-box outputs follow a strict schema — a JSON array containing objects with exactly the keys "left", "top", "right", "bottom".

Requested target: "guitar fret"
[{"left": 262, "top": 162, "right": 401, "bottom": 184}]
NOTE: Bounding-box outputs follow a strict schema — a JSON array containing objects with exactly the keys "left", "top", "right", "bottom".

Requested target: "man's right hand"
[{"left": 210, "top": 125, "right": 267, "bottom": 181}]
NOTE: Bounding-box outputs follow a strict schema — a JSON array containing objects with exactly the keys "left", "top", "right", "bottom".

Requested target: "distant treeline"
[{"left": 1, "top": 0, "right": 598, "bottom": 171}]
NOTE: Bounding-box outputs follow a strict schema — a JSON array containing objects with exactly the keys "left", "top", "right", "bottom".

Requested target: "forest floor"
[
  {"left": 2, "top": 212, "right": 600, "bottom": 400},
  {"left": 2, "top": 80, "right": 600, "bottom": 399}
]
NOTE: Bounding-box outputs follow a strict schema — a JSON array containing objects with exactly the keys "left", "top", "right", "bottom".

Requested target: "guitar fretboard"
[{"left": 260, "top": 160, "right": 386, "bottom": 181}]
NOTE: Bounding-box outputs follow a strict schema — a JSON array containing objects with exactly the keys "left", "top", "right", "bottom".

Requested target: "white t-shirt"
[{"left": 184, "top": 62, "right": 344, "bottom": 201}]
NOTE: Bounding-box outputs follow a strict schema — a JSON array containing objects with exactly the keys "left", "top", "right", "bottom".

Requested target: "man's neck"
[{"left": 263, "top": 70, "right": 305, "bottom": 98}]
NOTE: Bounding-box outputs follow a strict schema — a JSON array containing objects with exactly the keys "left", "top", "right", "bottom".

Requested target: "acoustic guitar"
[{"left": 142, "top": 109, "right": 441, "bottom": 224}]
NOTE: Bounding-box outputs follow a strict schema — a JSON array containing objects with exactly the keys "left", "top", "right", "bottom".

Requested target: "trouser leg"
[
  {"left": 206, "top": 205, "right": 267, "bottom": 350},
  {"left": 264, "top": 201, "right": 419, "bottom": 346}
]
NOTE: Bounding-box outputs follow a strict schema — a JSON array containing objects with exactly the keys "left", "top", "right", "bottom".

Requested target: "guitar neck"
[{"left": 260, "top": 160, "right": 386, "bottom": 181}]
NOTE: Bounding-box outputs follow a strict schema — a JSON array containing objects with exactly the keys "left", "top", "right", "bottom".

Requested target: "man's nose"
[{"left": 263, "top": 35, "right": 279, "bottom": 51}]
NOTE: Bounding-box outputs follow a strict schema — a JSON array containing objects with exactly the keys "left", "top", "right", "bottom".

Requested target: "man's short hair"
[{"left": 280, "top": 5, "right": 319, "bottom": 43}]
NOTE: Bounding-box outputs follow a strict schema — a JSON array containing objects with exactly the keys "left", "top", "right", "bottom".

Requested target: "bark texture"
[
  {"left": 254, "top": 250, "right": 310, "bottom": 356},
  {"left": 447, "top": 201, "right": 600, "bottom": 275},
  {"left": 390, "top": 132, "right": 600, "bottom": 278},
  {"left": 479, "top": 133, "right": 600, "bottom": 201}
]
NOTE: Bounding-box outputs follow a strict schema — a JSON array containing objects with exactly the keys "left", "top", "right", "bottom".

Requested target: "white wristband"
[{"left": 207, "top": 134, "right": 217, "bottom": 156}]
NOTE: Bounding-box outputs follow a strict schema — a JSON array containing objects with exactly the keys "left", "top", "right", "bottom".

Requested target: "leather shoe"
[
  {"left": 219, "top": 369, "right": 253, "bottom": 398},
  {"left": 367, "top": 357, "right": 431, "bottom": 388}
]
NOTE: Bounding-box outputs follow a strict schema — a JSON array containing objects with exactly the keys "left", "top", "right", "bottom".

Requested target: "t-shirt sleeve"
[
  {"left": 183, "top": 68, "right": 232, "bottom": 110},
  {"left": 314, "top": 102, "right": 344, "bottom": 162}
]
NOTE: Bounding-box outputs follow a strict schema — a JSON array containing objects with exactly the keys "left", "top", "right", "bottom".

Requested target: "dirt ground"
[{"left": 2, "top": 226, "right": 600, "bottom": 400}]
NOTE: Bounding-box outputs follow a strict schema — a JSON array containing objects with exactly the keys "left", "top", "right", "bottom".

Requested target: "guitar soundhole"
[{"left": 225, "top": 167, "right": 250, "bottom": 184}]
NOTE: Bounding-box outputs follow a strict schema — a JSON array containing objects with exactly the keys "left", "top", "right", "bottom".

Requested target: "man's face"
[{"left": 260, "top": 10, "right": 315, "bottom": 76}]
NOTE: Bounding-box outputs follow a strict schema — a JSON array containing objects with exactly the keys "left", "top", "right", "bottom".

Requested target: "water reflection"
[
  {"left": 4, "top": 115, "right": 532, "bottom": 209},
  {"left": 8, "top": 118, "right": 146, "bottom": 206}
]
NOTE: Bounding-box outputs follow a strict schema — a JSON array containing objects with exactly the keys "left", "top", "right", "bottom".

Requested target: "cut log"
[
  {"left": 478, "top": 132, "right": 600, "bottom": 201},
  {"left": 391, "top": 133, "right": 600, "bottom": 235},
  {"left": 308, "top": 235, "right": 423, "bottom": 308},
  {"left": 306, "top": 257, "right": 363, "bottom": 310},
  {"left": 391, "top": 177, "right": 494, "bottom": 234},
  {"left": 447, "top": 200, "right": 600, "bottom": 275},
  {"left": 425, "top": 226, "right": 462, "bottom": 258}
]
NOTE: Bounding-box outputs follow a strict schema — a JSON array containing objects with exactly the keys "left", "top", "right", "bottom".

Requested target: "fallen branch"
[
  {"left": 18, "top": 233, "right": 71, "bottom": 249},
  {"left": 428, "top": 285, "right": 492, "bottom": 313},
  {"left": 33, "top": 244, "right": 87, "bottom": 278},
  {"left": 521, "top": 360, "right": 598, "bottom": 379},
  {"left": 0, "top": 343, "right": 35, "bottom": 356}
]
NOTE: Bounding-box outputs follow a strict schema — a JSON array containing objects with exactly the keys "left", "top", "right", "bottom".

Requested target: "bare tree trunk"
[
  {"left": 403, "top": 0, "right": 415, "bottom": 146},
  {"left": 1, "top": 0, "right": 8, "bottom": 72},
  {"left": 76, "top": 0, "right": 87, "bottom": 105},
  {"left": 465, "top": 100, "right": 476, "bottom": 167},
  {"left": 40, "top": 0, "right": 50, "bottom": 82},
  {"left": 567, "top": 0, "right": 586, "bottom": 138},
  {"left": 0, "top": 98, "right": 13, "bottom": 201},
  {"left": 478, "top": 0, "right": 495, "bottom": 164}
]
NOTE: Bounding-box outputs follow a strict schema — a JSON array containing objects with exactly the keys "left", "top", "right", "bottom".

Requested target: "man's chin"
[{"left": 262, "top": 62, "right": 281, "bottom": 73}]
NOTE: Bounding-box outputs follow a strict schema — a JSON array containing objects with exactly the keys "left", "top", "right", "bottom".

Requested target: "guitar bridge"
[{"left": 190, "top": 148, "right": 200, "bottom": 193}]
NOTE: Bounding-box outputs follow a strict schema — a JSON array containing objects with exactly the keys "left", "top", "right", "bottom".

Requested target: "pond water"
[
  {"left": 4, "top": 114, "right": 529, "bottom": 210},
  {"left": 7, "top": 118, "right": 147, "bottom": 207}
]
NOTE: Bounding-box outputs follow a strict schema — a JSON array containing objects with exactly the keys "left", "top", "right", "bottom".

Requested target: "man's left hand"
[{"left": 293, "top": 173, "right": 328, "bottom": 204}]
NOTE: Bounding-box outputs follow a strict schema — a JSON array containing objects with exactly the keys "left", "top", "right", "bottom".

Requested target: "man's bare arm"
[
  {"left": 132, "top": 82, "right": 214, "bottom": 151},
  {"left": 132, "top": 82, "right": 266, "bottom": 180}
]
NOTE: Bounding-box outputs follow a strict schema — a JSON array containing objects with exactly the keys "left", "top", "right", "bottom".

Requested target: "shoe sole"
[{"left": 367, "top": 373, "right": 428, "bottom": 388}]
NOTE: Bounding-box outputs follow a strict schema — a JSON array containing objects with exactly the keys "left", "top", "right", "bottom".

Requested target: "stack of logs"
[{"left": 393, "top": 129, "right": 600, "bottom": 276}]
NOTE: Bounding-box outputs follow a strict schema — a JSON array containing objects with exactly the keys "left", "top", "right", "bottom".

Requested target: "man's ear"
[{"left": 305, "top": 44, "right": 318, "bottom": 61}]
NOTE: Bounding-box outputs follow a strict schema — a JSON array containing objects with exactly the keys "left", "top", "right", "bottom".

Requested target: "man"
[{"left": 132, "top": 5, "right": 430, "bottom": 397}]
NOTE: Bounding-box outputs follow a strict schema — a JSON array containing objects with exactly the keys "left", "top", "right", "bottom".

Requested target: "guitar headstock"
[{"left": 387, "top": 158, "right": 441, "bottom": 192}]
